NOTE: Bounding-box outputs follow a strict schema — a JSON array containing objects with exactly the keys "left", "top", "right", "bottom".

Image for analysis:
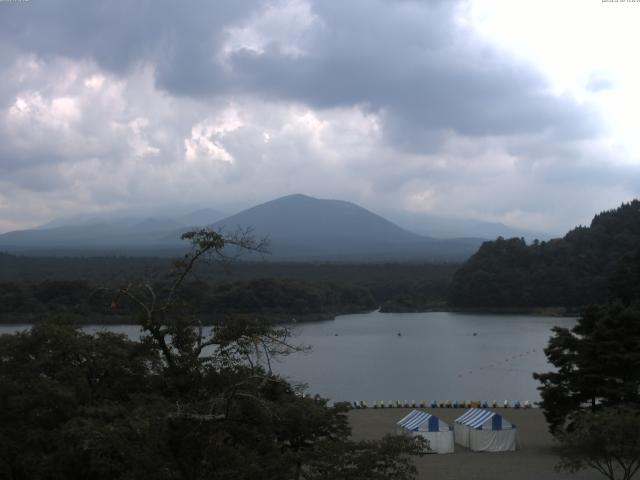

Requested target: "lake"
[
  {"left": 0, "top": 311, "right": 574, "bottom": 403},
  {"left": 274, "top": 311, "right": 574, "bottom": 403}
]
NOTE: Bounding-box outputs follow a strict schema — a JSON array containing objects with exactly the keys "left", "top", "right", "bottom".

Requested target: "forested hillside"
[{"left": 449, "top": 200, "right": 640, "bottom": 309}]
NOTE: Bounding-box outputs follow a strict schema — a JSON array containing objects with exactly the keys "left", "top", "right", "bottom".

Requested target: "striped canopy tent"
[
  {"left": 454, "top": 408, "right": 518, "bottom": 452},
  {"left": 396, "top": 410, "right": 454, "bottom": 454}
]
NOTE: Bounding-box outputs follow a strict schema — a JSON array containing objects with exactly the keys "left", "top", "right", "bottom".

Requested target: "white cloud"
[
  {"left": 84, "top": 74, "right": 106, "bottom": 90},
  {"left": 468, "top": 0, "right": 640, "bottom": 164},
  {"left": 184, "top": 108, "right": 244, "bottom": 164},
  {"left": 221, "top": 0, "right": 320, "bottom": 59}
]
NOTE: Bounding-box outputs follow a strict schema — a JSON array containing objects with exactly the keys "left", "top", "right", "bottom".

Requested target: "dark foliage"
[
  {"left": 449, "top": 200, "right": 640, "bottom": 309},
  {"left": 534, "top": 239, "right": 640, "bottom": 433},
  {"left": 610, "top": 249, "right": 640, "bottom": 308},
  {"left": 533, "top": 304, "right": 640, "bottom": 433},
  {"left": 555, "top": 406, "right": 640, "bottom": 480},
  {"left": 533, "top": 222, "right": 640, "bottom": 478},
  {"left": 0, "top": 257, "right": 457, "bottom": 321},
  {"left": 207, "top": 278, "right": 376, "bottom": 316},
  {"left": 0, "top": 229, "right": 425, "bottom": 479}
]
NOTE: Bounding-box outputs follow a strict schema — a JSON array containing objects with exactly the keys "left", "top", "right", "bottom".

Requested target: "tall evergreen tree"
[
  {"left": 535, "top": 243, "right": 640, "bottom": 432},
  {"left": 534, "top": 304, "right": 640, "bottom": 432}
]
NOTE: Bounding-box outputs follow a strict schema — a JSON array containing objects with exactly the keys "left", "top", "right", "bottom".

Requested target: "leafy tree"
[
  {"left": 306, "top": 435, "right": 425, "bottom": 480},
  {"left": 556, "top": 406, "right": 640, "bottom": 480},
  {"left": 0, "top": 322, "right": 168, "bottom": 480},
  {"left": 0, "top": 228, "right": 425, "bottom": 480}
]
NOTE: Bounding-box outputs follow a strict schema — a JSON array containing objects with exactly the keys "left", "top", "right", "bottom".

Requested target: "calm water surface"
[
  {"left": 275, "top": 311, "right": 574, "bottom": 403},
  {"left": 0, "top": 311, "right": 574, "bottom": 402}
]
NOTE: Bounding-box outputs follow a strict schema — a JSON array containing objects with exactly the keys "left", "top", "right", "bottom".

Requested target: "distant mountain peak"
[
  {"left": 214, "top": 194, "right": 420, "bottom": 240},
  {"left": 278, "top": 193, "right": 316, "bottom": 201},
  {"left": 0, "top": 194, "right": 482, "bottom": 261}
]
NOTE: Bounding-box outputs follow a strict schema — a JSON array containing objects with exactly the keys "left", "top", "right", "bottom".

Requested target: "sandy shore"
[{"left": 348, "top": 408, "right": 602, "bottom": 480}]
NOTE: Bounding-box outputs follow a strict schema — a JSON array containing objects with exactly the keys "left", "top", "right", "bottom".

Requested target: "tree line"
[
  {"left": 449, "top": 200, "right": 640, "bottom": 310},
  {"left": 0, "top": 260, "right": 456, "bottom": 322},
  {"left": 0, "top": 278, "right": 376, "bottom": 323}
]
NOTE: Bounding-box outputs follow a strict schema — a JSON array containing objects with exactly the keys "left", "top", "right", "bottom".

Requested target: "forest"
[
  {"left": 448, "top": 200, "right": 640, "bottom": 310},
  {"left": 0, "top": 256, "right": 456, "bottom": 323}
]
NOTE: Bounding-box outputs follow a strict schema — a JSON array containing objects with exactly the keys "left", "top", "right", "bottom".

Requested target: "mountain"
[
  {"left": 175, "top": 208, "right": 225, "bottom": 228},
  {"left": 390, "top": 212, "right": 551, "bottom": 241},
  {"left": 0, "top": 209, "right": 226, "bottom": 255},
  {"left": 214, "top": 194, "right": 421, "bottom": 242},
  {"left": 36, "top": 208, "right": 225, "bottom": 230},
  {"left": 448, "top": 199, "right": 640, "bottom": 309},
  {"left": 209, "top": 194, "right": 481, "bottom": 261},
  {"left": 0, "top": 194, "right": 482, "bottom": 261}
]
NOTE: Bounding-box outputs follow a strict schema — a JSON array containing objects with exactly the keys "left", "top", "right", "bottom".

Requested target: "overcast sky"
[{"left": 0, "top": 0, "right": 638, "bottom": 234}]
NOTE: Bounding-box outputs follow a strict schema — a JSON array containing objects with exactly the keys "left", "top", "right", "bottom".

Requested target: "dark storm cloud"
[
  {"left": 0, "top": 0, "right": 601, "bottom": 148},
  {"left": 0, "top": 0, "right": 259, "bottom": 76},
  {"left": 225, "top": 0, "right": 600, "bottom": 148}
]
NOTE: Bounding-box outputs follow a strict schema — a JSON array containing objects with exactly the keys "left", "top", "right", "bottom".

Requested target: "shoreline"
[
  {"left": 0, "top": 306, "right": 580, "bottom": 326},
  {"left": 447, "top": 306, "right": 581, "bottom": 317}
]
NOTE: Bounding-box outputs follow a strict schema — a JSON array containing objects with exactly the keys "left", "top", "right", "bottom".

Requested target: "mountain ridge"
[{"left": 0, "top": 194, "right": 483, "bottom": 261}]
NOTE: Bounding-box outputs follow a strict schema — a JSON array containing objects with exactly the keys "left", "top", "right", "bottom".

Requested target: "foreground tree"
[
  {"left": 0, "top": 322, "right": 169, "bottom": 480},
  {"left": 0, "top": 228, "right": 425, "bottom": 480},
  {"left": 533, "top": 304, "right": 640, "bottom": 433},
  {"left": 556, "top": 406, "right": 640, "bottom": 480},
  {"left": 535, "top": 251, "right": 640, "bottom": 480}
]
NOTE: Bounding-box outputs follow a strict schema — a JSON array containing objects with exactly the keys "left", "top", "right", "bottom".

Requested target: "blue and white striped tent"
[
  {"left": 454, "top": 408, "right": 517, "bottom": 452},
  {"left": 397, "top": 410, "right": 454, "bottom": 454}
]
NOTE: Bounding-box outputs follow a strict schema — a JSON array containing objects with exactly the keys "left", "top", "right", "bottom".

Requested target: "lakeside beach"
[{"left": 348, "top": 408, "right": 602, "bottom": 480}]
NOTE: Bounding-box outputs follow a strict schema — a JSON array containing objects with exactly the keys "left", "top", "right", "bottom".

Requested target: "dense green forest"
[
  {"left": 449, "top": 200, "right": 640, "bottom": 310},
  {"left": 0, "top": 256, "right": 456, "bottom": 322}
]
